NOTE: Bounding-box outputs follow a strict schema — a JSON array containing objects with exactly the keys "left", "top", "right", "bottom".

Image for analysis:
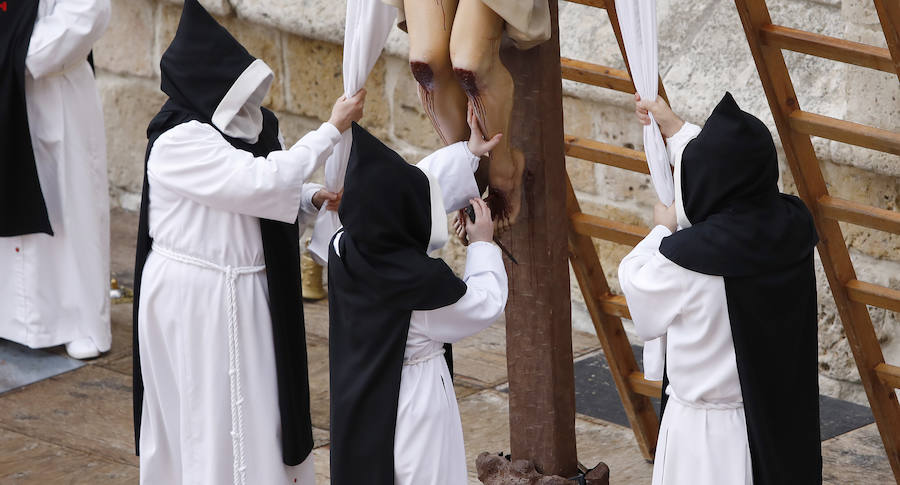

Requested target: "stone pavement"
[{"left": 0, "top": 208, "right": 894, "bottom": 484}]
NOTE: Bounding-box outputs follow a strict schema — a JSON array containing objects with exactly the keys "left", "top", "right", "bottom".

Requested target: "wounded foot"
[{"left": 486, "top": 149, "right": 524, "bottom": 233}]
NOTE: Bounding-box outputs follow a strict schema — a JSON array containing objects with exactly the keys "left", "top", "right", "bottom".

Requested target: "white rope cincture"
[
  {"left": 152, "top": 245, "right": 264, "bottom": 485},
  {"left": 402, "top": 348, "right": 446, "bottom": 366},
  {"left": 666, "top": 390, "right": 743, "bottom": 411}
]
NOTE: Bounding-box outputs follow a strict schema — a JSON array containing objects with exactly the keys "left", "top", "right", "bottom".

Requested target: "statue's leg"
[
  {"left": 404, "top": 0, "right": 469, "bottom": 145},
  {"left": 449, "top": 0, "right": 523, "bottom": 228}
]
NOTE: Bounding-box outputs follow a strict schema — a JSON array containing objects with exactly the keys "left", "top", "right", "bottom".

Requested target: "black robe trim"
[
  {"left": 658, "top": 93, "right": 822, "bottom": 484},
  {"left": 0, "top": 0, "right": 52, "bottom": 237},
  {"left": 327, "top": 123, "right": 467, "bottom": 485},
  {"left": 132, "top": 0, "right": 313, "bottom": 466}
]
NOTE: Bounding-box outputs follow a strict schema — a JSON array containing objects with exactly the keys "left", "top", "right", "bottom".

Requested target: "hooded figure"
[
  {"left": 132, "top": 1, "right": 344, "bottom": 483},
  {"left": 619, "top": 93, "right": 821, "bottom": 485},
  {"left": 0, "top": 0, "right": 111, "bottom": 359},
  {"left": 328, "top": 123, "right": 508, "bottom": 485}
]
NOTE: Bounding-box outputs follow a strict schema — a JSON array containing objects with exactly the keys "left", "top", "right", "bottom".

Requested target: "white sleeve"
[
  {"left": 414, "top": 242, "right": 508, "bottom": 344},
  {"left": 26, "top": 0, "right": 111, "bottom": 79},
  {"left": 666, "top": 122, "right": 702, "bottom": 168},
  {"left": 298, "top": 182, "right": 325, "bottom": 228},
  {"left": 618, "top": 225, "right": 688, "bottom": 341},
  {"left": 416, "top": 141, "right": 481, "bottom": 213},
  {"left": 147, "top": 121, "right": 342, "bottom": 223}
]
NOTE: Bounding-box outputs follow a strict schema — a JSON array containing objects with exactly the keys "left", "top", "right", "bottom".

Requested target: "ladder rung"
[
  {"left": 564, "top": 0, "right": 607, "bottom": 9},
  {"left": 789, "top": 111, "right": 900, "bottom": 156},
  {"left": 599, "top": 294, "right": 631, "bottom": 319},
  {"left": 571, "top": 212, "right": 650, "bottom": 246},
  {"left": 818, "top": 195, "right": 900, "bottom": 235},
  {"left": 565, "top": 136, "right": 650, "bottom": 174},
  {"left": 629, "top": 371, "right": 663, "bottom": 398},
  {"left": 561, "top": 58, "right": 634, "bottom": 93},
  {"left": 846, "top": 280, "right": 900, "bottom": 313},
  {"left": 875, "top": 363, "right": 900, "bottom": 390},
  {"left": 760, "top": 24, "right": 895, "bottom": 74}
]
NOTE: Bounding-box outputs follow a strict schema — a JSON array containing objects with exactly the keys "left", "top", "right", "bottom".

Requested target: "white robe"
[
  {"left": 396, "top": 241, "right": 507, "bottom": 485},
  {"left": 138, "top": 120, "right": 341, "bottom": 485},
  {"left": 0, "top": 0, "right": 111, "bottom": 350},
  {"left": 619, "top": 231, "right": 753, "bottom": 480}
]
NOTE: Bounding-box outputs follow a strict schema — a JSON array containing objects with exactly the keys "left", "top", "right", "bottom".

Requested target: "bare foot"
[{"left": 486, "top": 148, "right": 524, "bottom": 232}]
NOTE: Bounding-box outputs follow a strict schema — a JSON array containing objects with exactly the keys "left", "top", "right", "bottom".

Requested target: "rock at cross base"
[
  {"left": 475, "top": 452, "right": 575, "bottom": 485},
  {"left": 584, "top": 462, "right": 610, "bottom": 485}
]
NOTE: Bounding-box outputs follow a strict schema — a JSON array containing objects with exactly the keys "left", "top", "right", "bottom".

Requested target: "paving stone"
[
  {"left": 458, "top": 390, "right": 512, "bottom": 483},
  {"left": 87, "top": 304, "right": 134, "bottom": 376},
  {"left": 574, "top": 415, "right": 654, "bottom": 484},
  {"left": 0, "top": 341, "right": 83, "bottom": 395},
  {"left": 306, "top": 335, "right": 330, "bottom": 430},
  {"left": 454, "top": 320, "right": 600, "bottom": 389},
  {"left": 303, "top": 300, "right": 330, "bottom": 341},
  {"left": 0, "top": 366, "right": 138, "bottom": 466},
  {"left": 822, "top": 423, "right": 894, "bottom": 484},
  {"left": 0, "top": 427, "right": 139, "bottom": 483}
]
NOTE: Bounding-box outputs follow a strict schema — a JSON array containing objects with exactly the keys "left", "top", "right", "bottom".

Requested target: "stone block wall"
[{"left": 92, "top": 0, "right": 898, "bottom": 405}]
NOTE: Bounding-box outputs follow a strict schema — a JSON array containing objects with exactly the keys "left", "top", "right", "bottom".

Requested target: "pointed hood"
[
  {"left": 340, "top": 123, "right": 459, "bottom": 254},
  {"left": 660, "top": 92, "right": 817, "bottom": 277},
  {"left": 676, "top": 92, "right": 779, "bottom": 228},
  {"left": 159, "top": 0, "right": 273, "bottom": 142}
]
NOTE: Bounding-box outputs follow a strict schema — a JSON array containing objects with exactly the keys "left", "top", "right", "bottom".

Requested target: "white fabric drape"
[
  {"left": 308, "top": 0, "right": 397, "bottom": 264},
  {"left": 616, "top": 0, "right": 670, "bottom": 381},
  {"left": 616, "top": 0, "right": 670, "bottom": 206}
]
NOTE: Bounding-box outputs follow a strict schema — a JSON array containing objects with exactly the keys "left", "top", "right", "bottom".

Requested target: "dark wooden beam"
[{"left": 499, "top": 0, "right": 578, "bottom": 476}]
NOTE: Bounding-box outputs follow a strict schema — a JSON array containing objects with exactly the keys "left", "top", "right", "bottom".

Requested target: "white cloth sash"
[
  {"left": 151, "top": 245, "right": 265, "bottom": 485},
  {"left": 666, "top": 389, "right": 743, "bottom": 411},
  {"left": 403, "top": 348, "right": 446, "bottom": 367}
]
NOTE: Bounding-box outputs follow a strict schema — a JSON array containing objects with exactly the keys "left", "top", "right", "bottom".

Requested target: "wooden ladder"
[
  {"left": 735, "top": 0, "right": 900, "bottom": 480},
  {"left": 561, "top": 0, "right": 667, "bottom": 460}
]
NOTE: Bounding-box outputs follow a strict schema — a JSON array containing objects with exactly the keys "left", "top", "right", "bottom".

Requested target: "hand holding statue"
[
  {"left": 328, "top": 89, "right": 367, "bottom": 133},
  {"left": 465, "top": 102, "right": 502, "bottom": 158},
  {"left": 635, "top": 93, "right": 684, "bottom": 138},
  {"left": 653, "top": 201, "right": 677, "bottom": 233},
  {"left": 312, "top": 188, "right": 341, "bottom": 211},
  {"left": 464, "top": 197, "right": 494, "bottom": 244}
]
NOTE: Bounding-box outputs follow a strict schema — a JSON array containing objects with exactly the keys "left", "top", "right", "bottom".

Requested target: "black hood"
[
  {"left": 680, "top": 92, "right": 779, "bottom": 225},
  {"left": 340, "top": 123, "right": 433, "bottom": 254},
  {"left": 660, "top": 92, "right": 817, "bottom": 277},
  {"left": 160, "top": 0, "right": 254, "bottom": 120}
]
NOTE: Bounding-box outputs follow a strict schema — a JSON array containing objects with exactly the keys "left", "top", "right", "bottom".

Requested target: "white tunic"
[
  {"left": 395, "top": 242, "right": 508, "bottom": 485},
  {"left": 619, "top": 227, "right": 752, "bottom": 485},
  {"left": 138, "top": 120, "right": 341, "bottom": 485},
  {"left": 0, "top": 0, "right": 111, "bottom": 350}
]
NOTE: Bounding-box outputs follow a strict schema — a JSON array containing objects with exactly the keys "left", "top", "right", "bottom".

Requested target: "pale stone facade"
[{"left": 93, "top": 0, "right": 897, "bottom": 405}]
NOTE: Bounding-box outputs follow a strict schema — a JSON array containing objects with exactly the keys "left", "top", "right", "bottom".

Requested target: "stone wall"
[{"left": 93, "top": 0, "right": 898, "bottom": 405}]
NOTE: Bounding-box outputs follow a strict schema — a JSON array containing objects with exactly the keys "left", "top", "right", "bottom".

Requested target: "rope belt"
[
  {"left": 403, "top": 348, "right": 446, "bottom": 366},
  {"left": 152, "top": 245, "right": 265, "bottom": 485},
  {"left": 666, "top": 388, "right": 743, "bottom": 411}
]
